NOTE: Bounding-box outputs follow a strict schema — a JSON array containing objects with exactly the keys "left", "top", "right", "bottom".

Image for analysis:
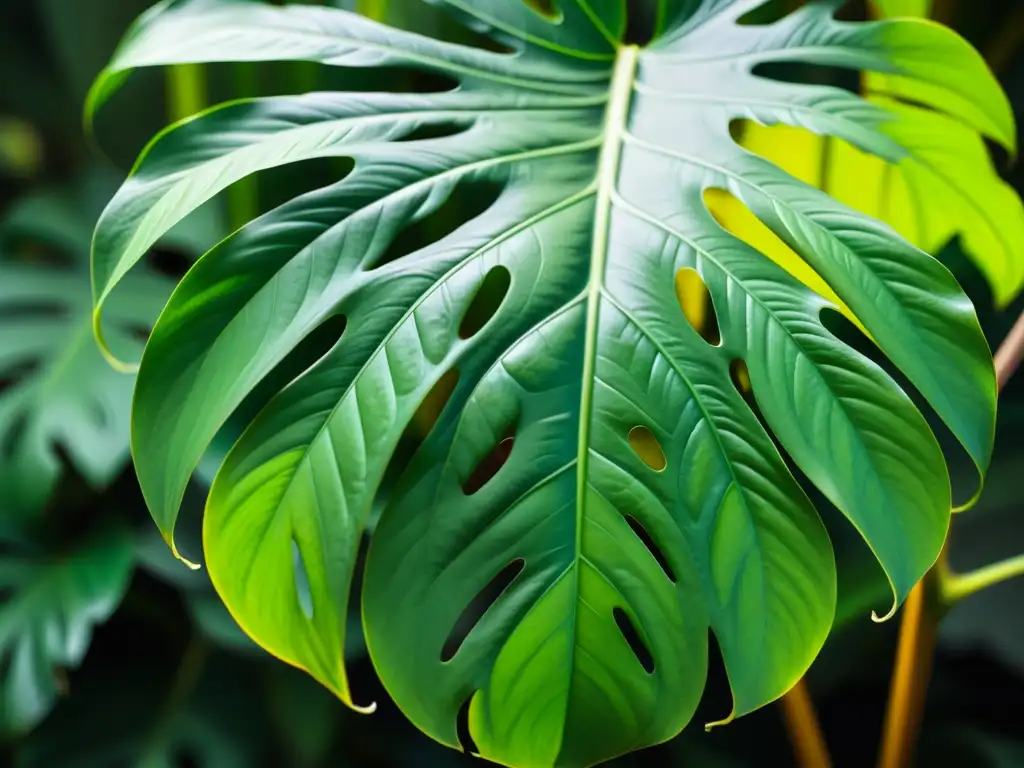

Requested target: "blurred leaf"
[
  {"left": 0, "top": 118, "right": 44, "bottom": 180},
  {"left": 724, "top": 0, "right": 1024, "bottom": 306},
  {"left": 0, "top": 189, "right": 174, "bottom": 514},
  {"left": 0, "top": 521, "right": 134, "bottom": 738},
  {"left": 17, "top": 650, "right": 269, "bottom": 768}
]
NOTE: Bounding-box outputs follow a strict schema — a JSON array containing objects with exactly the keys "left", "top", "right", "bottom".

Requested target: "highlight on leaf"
[{"left": 87, "top": 0, "right": 1004, "bottom": 765}]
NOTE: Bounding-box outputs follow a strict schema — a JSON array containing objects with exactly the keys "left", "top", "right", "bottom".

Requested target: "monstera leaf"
[
  {"left": 0, "top": 521, "right": 134, "bottom": 737},
  {"left": 716, "top": 0, "right": 1024, "bottom": 306},
  {"left": 0, "top": 191, "right": 173, "bottom": 514},
  {"left": 90, "top": 1, "right": 1004, "bottom": 765}
]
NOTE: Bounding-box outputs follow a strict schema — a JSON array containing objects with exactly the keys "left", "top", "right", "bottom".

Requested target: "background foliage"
[{"left": 0, "top": 0, "right": 1023, "bottom": 765}]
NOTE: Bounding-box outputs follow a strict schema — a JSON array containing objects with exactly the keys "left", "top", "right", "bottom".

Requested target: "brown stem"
[
  {"left": 876, "top": 570, "right": 940, "bottom": 768},
  {"left": 781, "top": 679, "right": 833, "bottom": 768},
  {"left": 877, "top": 308, "right": 1024, "bottom": 768},
  {"left": 984, "top": 5, "right": 1024, "bottom": 75}
]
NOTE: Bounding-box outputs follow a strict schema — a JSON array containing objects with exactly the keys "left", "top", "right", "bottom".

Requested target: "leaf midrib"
[{"left": 563, "top": 42, "right": 639, "bottom": 755}]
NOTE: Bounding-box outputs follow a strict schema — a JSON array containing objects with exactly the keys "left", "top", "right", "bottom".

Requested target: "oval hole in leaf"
[
  {"left": 463, "top": 435, "right": 515, "bottom": 496},
  {"left": 441, "top": 559, "right": 525, "bottom": 663},
  {"left": 729, "top": 358, "right": 752, "bottom": 398},
  {"left": 628, "top": 425, "right": 667, "bottom": 472},
  {"left": 457, "top": 693, "right": 480, "bottom": 754},
  {"left": 408, "top": 368, "right": 460, "bottom": 440},
  {"left": 230, "top": 314, "right": 348, "bottom": 430},
  {"left": 369, "top": 180, "right": 504, "bottom": 270},
  {"left": 146, "top": 244, "right": 194, "bottom": 280},
  {"left": 819, "top": 305, "right": 873, "bottom": 353},
  {"left": 292, "top": 539, "right": 314, "bottom": 620},
  {"left": 751, "top": 61, "right": 859, "bottom": 93},
  {"left": 624, "top": 515, "right": 676, "bottom": 584},
  {"left": 375, "top": 369, "right": 461, "bottom": 514},
  {"left": 395, "top": 120, "right": 474, "bottom": 143},
  {"left": 459, "top": 265, "right": 512, "bottom": 340},
  {"left": 613, "top": 607, "right": 655, "bottom": 674},
  {"left": 522, "top": 0, "right": 557, "bottom": 20},
  {"left": 675, "top": 268, "right": 720, "bottom": 346}
]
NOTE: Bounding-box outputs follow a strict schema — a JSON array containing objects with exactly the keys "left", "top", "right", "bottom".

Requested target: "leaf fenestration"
[{"left": 89, "top": 1, "right": 1003, "bottom": 765}]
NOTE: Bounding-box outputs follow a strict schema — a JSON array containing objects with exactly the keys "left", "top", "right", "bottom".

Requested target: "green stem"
[
  {"left": 939, "top": 553, "right": 1024, "bottom": 604},
  {"left": 166, "top": 64, "right": 207, "bottom": 123},
  {"left": 227, "top": 63, "right": 260, "bottom": 230},
  {"left": 357, "top": 0, "right": 389, "bottom": 19}
]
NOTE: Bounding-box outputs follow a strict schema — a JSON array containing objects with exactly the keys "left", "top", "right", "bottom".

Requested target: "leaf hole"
[
  {"left": 704, "top": 187, "right": 841, "bottom": 307},
  {"left": 292, "top": 539, "right": 314, "bottom": 620},
  {"left": 242, "top": 157, "right": 356, "bottom": 221},
  {"left": 376, "top": 369, "right": 462, "bottom": 512},
  {"left": 368, "top": 180, "right": 504, "bottom": 271},
  {"left": 227, "top": 314, "right": 349, "bottom": 434},
  {"left": 395, "top": 120, "right": 476, "bottom": 144},
  {"left": 456, "top": 693, "right": 480, "bottom": 754},
  {"left": 459, "top": 266, "right": 512, "bottom": 340},
  {"left": 751, "top": 61, "right": 861, "bottom": 95},
  {"left": 145, "top": 245, "right": 194, "bottom": 280},
  {"left": 624, "top": 515, "right": 676, "bottom": 584},
  {"left": 613, "top": 607, "right": 655, "bottom": 674},
  {"left": 675, "top": 268, "right": 720, "bottom": 346},
  {"left": 819, "top": 306, "right": 874, "bottom": 354},
  {"left": 442, "top": 559, "right": 525, "bottom": 663},
  {"left": 729, "top": 359, "right": 752, "bottom": 398},
  {"left": 522, "top": 0, "right": 558, "bottom": 19},
  {"left": 628, "top": 425, "right": 667, "bottom": 472},
  {"left": 463, "top": 435, "right": 515, "bottom": 496},
  {"left": 409, "top": 368, "right": 461, "bottom": 441}
]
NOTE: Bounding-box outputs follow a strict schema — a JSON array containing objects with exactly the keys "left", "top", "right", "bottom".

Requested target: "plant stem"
[
  {"left": 994, "top": 309, "right": 1024, "bottom": 390},
  {"left": 166, "top": 64, "right": 206, "bottom": 123},
  {"left": 940, "top": 553, "right": 1024, "bottom": 603},
  {"left": 228, "top": 63, "right": 259, "bottom": 229},
  {"left": 877, "top": 307, "right": 1024, "bottom": 768},
  {"left": 780, "top": 679, "right": 832, "bottom": 767},
  {"left": 137, "top": 634, "right": 209, "bottom": 768},
  {"left": 877, "top": 572, "right": 940, "bottom": 768}
]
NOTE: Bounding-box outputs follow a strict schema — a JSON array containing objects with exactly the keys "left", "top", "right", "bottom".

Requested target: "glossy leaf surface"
[{"left": 91, "top": 1, "right": 1001, "bottom": 765}]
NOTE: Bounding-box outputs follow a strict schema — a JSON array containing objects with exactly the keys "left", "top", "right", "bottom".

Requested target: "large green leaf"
[
  {"left": 0, "top": 522, "right": 134, "bottom": 738},
  {"left": 90, "top": 1, "right": 1002, "bottom": 765},
  {"left": 0, "top": 190, "right": 173, "bottom": 514}
]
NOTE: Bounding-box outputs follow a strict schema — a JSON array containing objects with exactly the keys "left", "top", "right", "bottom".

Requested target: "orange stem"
[
  {"left": 877, "top": 308, "right": 1024, "bottom": 768},
  {"left": 780, "top": 679, "right": 833, "bottom": 768}
]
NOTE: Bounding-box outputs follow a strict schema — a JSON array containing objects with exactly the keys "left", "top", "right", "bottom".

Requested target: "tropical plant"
[{"left": 86, "top": 0, "right": 1014, "bottom": 765}]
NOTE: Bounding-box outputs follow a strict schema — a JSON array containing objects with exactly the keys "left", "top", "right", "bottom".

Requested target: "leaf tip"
[
  {"left": 704, "top": 712, "right": 735, "bottom": 732},
  {"left": 871, "top": 602, "right": 898, "bottom": 623},
  {"left": 165, "top": 533, "right": 201, "bottom": 571},
  {"left": 352, "top": 699, "right": 378, "bottom": 715},
  {"left": 92, "top": 307, "right": 141, "bottom": 374}
]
